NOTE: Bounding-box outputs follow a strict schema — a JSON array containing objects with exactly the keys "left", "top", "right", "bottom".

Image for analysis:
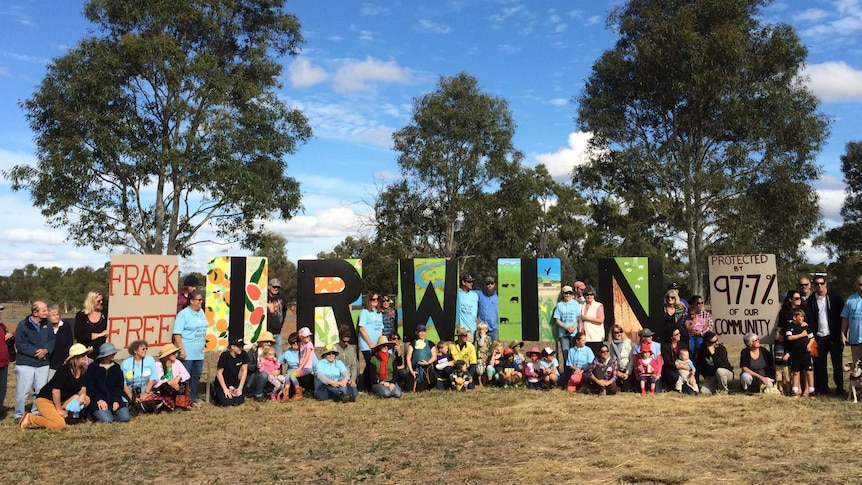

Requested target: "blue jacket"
[{"left": 15, "top": 316, "right": 56, "bottom": 368}]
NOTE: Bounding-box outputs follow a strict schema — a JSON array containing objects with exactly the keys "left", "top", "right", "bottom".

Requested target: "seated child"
[
  {"left": 260, "top": 347, "right": 286, "bottom": 400},
  {"left": 500, "top": 348, "right": 522, "bottom": 387},
  {"left": 450, "top": 360, "right": 472, "bottom": 391},
  {"left": 539, "top": 347, "right": 559, "bottom": 390},
  {"left": 523, "top": 347, "right": 543, "bottom": 390},
  {"left": 486, "top": 341, "right": 504, "bottom": 385},
  {"left": 434, "top": 341, "right": 454, "bottom": 390},
  {"left": 674, "top": 348, "right": 698, "bottom": 393},
  {"left": 635, "top": 346, "right": 660, "bottom": 395}
]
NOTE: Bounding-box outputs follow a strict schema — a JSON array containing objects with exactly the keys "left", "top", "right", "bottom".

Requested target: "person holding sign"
[{"left": 172, "top": 291, "right": 207, "bottom": 405}]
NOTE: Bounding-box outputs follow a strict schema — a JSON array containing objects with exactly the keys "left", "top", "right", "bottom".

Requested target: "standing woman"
[
  {"left": 380, "top": 295, "right": 397, "bottom": 337},
  {"left": 664, "top": 289, "right": 688, "bottom": 343},
  {"left": 121, "top": 340, "right": 159, "bottom": 406},
  {"left": 358, "top": 292, "right": 384, "bottom": 390},
  {"left": 406, "top": 324, "right": 437, "bottom": 392},
  {"left": 19, "top": 343, "right": 90, "bottom": 431},
  {"left": 74, "top": 291, "right": 108, "bottom": 361},
  {"left": 86, "top": 343, "right": 130, "bottom": 423},
  {"left": 581, "top": 286, "right": 605, "bottom": 355},
  {"left": 172, "top": 291, "right": 207, "bottom": 405},
  {"left": 47, "top": 304, "right": 74, "bottom": 381}
]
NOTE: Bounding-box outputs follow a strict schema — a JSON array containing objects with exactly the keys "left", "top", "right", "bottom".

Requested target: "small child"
[
  {"left": 434, "top": 341, "right": 454, "bottom": 390},
  {"left": 278, "top": 333, "right": 304, "bottom": 401},
  {"left": 259, "top": 347, "right": 286, "bottom": 400},
  {"left": 475, "top": 324, "right": 491, "bottom": 383},
  {"left": 523, "top": 347, "right": 543, "bottom": 390},
  {"left": 773, "top": 324, "right": 791, "bottom": 395},
  {"left": 500, "top": 348, "right": 522, "bottom": 387},
  {"left": 450, "top": 359, "right": 472, "bottom": 391},
  {"left": 486, "top": 341, "right": 504, "bottom": 385},
  {"left": 674, "top": 348, "right": 698, "bottom": 393},
  {"left": 785, "top": 308, "right": 815, "bottom": 397},
  {"left": 635, "top": 346, "right": 659, "bottom": 395},
  {"left": 539, "top": 347, "right": 560, "bottom": 390}
]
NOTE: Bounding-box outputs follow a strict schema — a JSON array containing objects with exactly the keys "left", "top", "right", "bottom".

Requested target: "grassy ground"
[{"left": 2, "top": 341, "right": 859, "bottom": 484}]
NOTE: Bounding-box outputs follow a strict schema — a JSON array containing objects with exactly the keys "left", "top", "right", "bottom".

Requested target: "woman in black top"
[{"left": 19, "top": 343, "right": 90, "bottom": 431}]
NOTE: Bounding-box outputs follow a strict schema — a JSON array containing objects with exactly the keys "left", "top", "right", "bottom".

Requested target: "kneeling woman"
[
  {"left": 314, "top": 345, "right": 358, "bottom": 402},
  {"left": 86, "top": 343, "right": 130, "bottom": 423},
  {"left": 19, "top": 343, "right": 91, "bottom": 431}
]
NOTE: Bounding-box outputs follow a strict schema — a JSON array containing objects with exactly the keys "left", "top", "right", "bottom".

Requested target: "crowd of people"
[{"left": 4, "top": 272, "right": 862, "bottom": 429}]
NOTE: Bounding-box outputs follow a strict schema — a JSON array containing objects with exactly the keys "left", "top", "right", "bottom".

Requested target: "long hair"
[
  {"left": 364, "top": 292, "right": 379, "bottom": 311},
  {"left": 82, "top": 291, "right": 101, "bottom": 314}
]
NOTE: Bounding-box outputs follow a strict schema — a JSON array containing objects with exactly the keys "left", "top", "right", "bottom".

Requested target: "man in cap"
[
  {"left": 573, "top": 281, "right": 587, "bottom": 304},
  {"left": 213, "top": 338, "right": 249, "bottom": 406},
  {"left": 478, "top": 276, "right": 500, "bottom": 342},
  {"left": 266, "top": 278, "right": 286, "bottom": 354},
  {"left": 456, "top": 274, "right": 479, "bottom": 341},
  {"left": 177, "top": 274, "right": 198, "bottom": 313},
  {"left": 554, "top": 286, "right": 581, "bottom": 358}
]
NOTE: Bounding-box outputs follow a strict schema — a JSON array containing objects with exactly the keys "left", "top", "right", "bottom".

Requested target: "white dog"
[{"left": 843, "top": 360, "right": 862, "bottom": 402}]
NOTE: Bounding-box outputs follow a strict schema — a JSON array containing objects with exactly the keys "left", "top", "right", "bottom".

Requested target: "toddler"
[
  {"left": 259, "top": 347, "right": 286, "bottom": 400},
  {"left": 539, "top": 347, "right": 559, "bottom": 389},
  {"left": 635, "top": 346, "right": 659, "bottom": 395},
  {"left": 435, "top": 341, "right": 454, "bottom": 390},
  {"left": 523, "top": 347, "right": 543, "bottom": 390},
  {"left": 674, "top": 348, "right": 698, "bottom": 393}
]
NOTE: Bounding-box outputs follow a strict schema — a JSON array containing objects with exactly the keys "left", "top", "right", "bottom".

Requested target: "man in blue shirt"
[
  {"left": 553, "top": 286, "right": 580, "bottom": 358},
  {"left": 456, "top": 274, "right": 479, "bottom": 341},
  {"left": 477, "top": 276, "right": 500, "bottom": 342},
  {"left": 841, "top": 275, "right": 862, "bottom": 365},
  {"left": 14, "top": 301, "right": 55, "bottom": 422}
]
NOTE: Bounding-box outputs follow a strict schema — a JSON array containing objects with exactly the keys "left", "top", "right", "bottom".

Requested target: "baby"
[
  {"left": 259, "top": 347, "right": 285, "bottom": 400},
  {"left": 674, "top": 348, "right": 699, "bottom": 393}
]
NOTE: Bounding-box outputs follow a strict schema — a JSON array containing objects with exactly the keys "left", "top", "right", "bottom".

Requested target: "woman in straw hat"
[
  {"left": 370, "top": 336, "right": 402, "bottom": 398},
  {"left": 85, "top": 342, "right": 130, "bottom": 423},
  {"left": 19, "top": 343, "right": 91, "bottom": 431},
  {"left": 153, "top": 343, "right": 192, "bottom": 410}
]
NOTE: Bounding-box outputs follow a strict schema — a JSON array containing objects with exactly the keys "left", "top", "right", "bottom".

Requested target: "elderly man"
[
  {"left": 798, "top": 276, "right": 812, "bottom": 304},
  {"left": 14, "top": 301, "right": 55, "bottom": 422},
  {"left": 266, "top": 278, "right": 286, "bottom": 355}
]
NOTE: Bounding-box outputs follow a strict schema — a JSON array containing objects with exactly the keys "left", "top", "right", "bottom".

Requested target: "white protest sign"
[{"left": 708, "top": 254, "right": 780, "bottom": 345}]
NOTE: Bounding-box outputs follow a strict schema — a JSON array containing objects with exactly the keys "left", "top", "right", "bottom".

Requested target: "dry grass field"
[{"left": 2, "top": 340, "right": 860, "bottom": 484}]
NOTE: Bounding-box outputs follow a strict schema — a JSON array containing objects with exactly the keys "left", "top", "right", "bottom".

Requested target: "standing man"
[
  {"left": 842, "top": 276, "right": 862, "bottom": 366},
  {"left": 266, "top": 278, "right": 286, "bottom": 355},
  {"left": 798, "top": 276, "right": 812, "bottom": 305},
  {"left": 14, "top": 301, "right": 55, "bottom": 423},
  {"left": 554, "top": 286, "right": 581, "bottom": 358},
  {"left": 177, "top": 274, "right": 198, "bottom": 313},
  {"left": 808, "top": 276, "right": 845, "bottom": 395},
  {"left": 456, "top": 274, "right": 479, "bottom": 341},
  {"left": 573, "top": 281, "right": 587, "bottom": 305},
  {"left": 477, "top": 276, "right": 500, "bottom": 342}
]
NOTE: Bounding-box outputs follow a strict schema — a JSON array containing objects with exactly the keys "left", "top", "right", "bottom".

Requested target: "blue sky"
[{"left": 1, "top": 0, "right": 861, "bottom": 276}]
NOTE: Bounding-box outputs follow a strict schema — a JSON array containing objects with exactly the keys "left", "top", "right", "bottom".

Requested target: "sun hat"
[
  {"left": 457, "top": 327, "right": 469, "bottom": 336},
  {"left": 65, "top": 343, "right": 92, "bottom": 364},
  {"left": 321, "top": 344, "right": 339, "bottom": 357},
  {"left": 96, "top": 342, "right": 120, "bottom": 360},
  {"left": 373, "top": 336, "right": 396, "bottom": 351},
  {"left": 638, "top": 328, "right": 655, "bottom": 338},
  {"left": 508, "top": 340, "right": 524, "bottom": 349},
  {"left": 257, "top": 331, "right": 276, "bottom": 344},
  {"left": 562, "top": 285, "right": 574, "bottom": 293},
  {"left": 298, "top": 327, "right": 312, "bottom": 337},
  {"left": 269, "top": 278, "right": 281, "bottom": 287},
  {"left": 526, "top": 346, "right": 542, "bottom": 357},
  {"left": 158, "top": 343, "right": 181, "bottom": 359},
  {"left": 541, "top": 346, "right": 555, "bottom": 357}
]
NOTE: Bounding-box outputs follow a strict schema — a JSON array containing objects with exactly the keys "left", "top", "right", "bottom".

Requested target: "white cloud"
[
  {"left": 547, "top": 98, "right": 568, "bottom": 107},
  {"left": 0, "top": 228, "right": 67, "bottom": 244},
  {"left": 417, "top": 19, "right": 452, "bottom": 34},
  {"left": 817, "top": 188, "right": 844, "bottom": 224},
  {"left": 530, "top": 131, "right": 594, "bottom": 181},
  {"left": 288, "top": 58, "right": 328, "bottom": 88},
  {"left": 801, "top": 61, "right": 862, "bottom": 102},
  {"left": 361, "top": 4, "right": 388, "bottom": 15},
  {"left": 490, "top": 5, "right": 525, "bottom": 23},
  {"left": 332, "top": 57, "right": 415, "bottom": 93},
  {"left": 0, "top": 147, "right": 36, "bottom": 175},
  {"left": 795, "top": 8, "right": 830, "bottom": 22},
  {"left": 585, "top": 15, "right": 601, "bottom": 26},
  {"left": 275, "top": 206, "right": 363, "bottom": 239}
]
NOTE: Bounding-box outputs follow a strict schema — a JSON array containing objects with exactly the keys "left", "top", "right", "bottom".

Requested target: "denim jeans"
[
  {"left": 372, "top": 382, "right": 402, "bottom": 398},
  {"left": 181, "top": 359, "right": 203, "bottom": 403},
  {"left": 249, "top": 371, "right": 269, "bottom": 397},
  {"left": 92, "top": 406, "right": 131, "bottom": 423},
  {"left": 14, "top": 365, "right": 49, "bottom": 419},
  {"left": 314, "top": 383, "right": 359, "bottom": 401},
  {"left": 487, "top": 328, "right": 500, "bottom": 343},
  {"left": 272, "top": 333, "right": 283, "bottom": 357}
]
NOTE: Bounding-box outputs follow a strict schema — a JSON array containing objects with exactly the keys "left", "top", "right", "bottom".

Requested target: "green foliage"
[
  {"left": 2, "top": 263, "right": 110, "bottom": 312},
  {"left": 575, "top": 0, "right": 829, "bottom": 295},
  {"left": 5, "top": 0, "right": 311, "bottom": 256}
]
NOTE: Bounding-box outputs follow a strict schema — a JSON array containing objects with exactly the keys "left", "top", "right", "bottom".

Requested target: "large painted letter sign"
[
  {"left": 205, "top": 256, "right": 268, "bottom": 352},
  {"left": 597, "top": 258, "right": 663, "bottom": 342},
  {"left": 296, "top": 259, "right": 363, "bottom": 347},
  {"left": 708, "top": 254, "right": 779, "bottom": 344},
  {"left": 108, "top": 254, "right": 179, "bottom": 350}
]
